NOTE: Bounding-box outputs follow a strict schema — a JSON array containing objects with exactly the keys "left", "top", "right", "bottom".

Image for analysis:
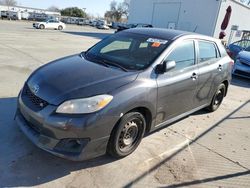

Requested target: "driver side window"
[{"left": 165, "top": 40, "right": 195, "bottom": 71}]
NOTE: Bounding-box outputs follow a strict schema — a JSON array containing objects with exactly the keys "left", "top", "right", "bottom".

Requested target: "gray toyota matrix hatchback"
[{"left": 16, "top": 28, "right": 233, "bottom": 161}]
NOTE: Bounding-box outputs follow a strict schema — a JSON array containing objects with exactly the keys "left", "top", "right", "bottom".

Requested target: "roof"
[{"left": 125, "top": 28, "right": 191, "bottom": 40}]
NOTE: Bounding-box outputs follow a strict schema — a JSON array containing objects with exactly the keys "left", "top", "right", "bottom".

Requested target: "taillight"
[
  {"left": 229, "top": 60, "right": 234, "bottom": 72},
  {"left": 230, "top": 60, "right": 234, "bottom": 67}
]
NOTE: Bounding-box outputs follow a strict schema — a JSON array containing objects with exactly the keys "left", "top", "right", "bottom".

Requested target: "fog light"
[{"left": 54, "top": 138, "right": 89, "bottom": 154}]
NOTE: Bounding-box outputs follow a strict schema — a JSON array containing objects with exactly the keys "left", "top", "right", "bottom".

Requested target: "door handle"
[
  {"left": 191, "top": 73, "right": 198, "bottom": 80},
  {"left": 217, "top": 64, "right": 223, "bottom": 71}
]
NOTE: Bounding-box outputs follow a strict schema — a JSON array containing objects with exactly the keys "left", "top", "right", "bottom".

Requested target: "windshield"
[
  {"left": 245, "top": 46, "right": 250, "bottom": 52},
  {"left": 233, "top": 40, "right": 250, "bottom": 49},
  {"left": 85, "top": 32, "right": 170, "bottom": 71}
]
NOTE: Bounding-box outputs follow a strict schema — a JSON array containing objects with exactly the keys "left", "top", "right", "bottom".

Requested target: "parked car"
[
  {"left": 16, "top": 28, "right": 233, "bottom": 161},
  {"left": 97, "top": 24, "right": 110, "bottom": 30},
  {"left": 0, "top": 10, "right": 21, "bottom": 20},
  {"left": 78, "top": 18, "right": 89, "bottom": 25},
  {"left": 227, "top": 39, "right": 250, "bottom": 60},
  {"left": 90, "top": 20, "right": 98, "bottom": 27},
  {"left": 111, "top": 22, "right": 120, "bottom": 29},
  {"left": 116, "top": 23, "right": 153, "bottom": 33},
  {"left": 232, "top": 46, "right": 250, "bottom": 79},
  {"left": 33, "top": 19, "right": 66, "bottom": 30}
]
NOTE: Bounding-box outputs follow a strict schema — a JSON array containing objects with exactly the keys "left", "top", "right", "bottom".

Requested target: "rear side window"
[
  {"left": 198, "top": 41, "right": 218, "bottom": 63},
  {"left": 166, "top": 40, "right": 195, "bottom": 71}
]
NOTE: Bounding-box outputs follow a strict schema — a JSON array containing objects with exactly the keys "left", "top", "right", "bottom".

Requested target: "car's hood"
[
  {"left": 26, "top": 54, "right": 139, "bottom": 105},
  {"left": 238, "top": 51, "right": 250, "bottom": 62}
]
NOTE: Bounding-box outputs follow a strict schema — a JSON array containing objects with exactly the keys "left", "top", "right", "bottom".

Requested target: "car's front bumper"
[
  {"left": 15, "top": 95, "right": 120, "bottom": 161},
  {"left": 33, "top": 23, "right": 38, "bottom": 28}
]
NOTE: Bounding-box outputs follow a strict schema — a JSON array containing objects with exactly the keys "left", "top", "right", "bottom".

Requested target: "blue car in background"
[
  {"left": 228, "top": 39, "right": 250, "bottom": 60},
  {"left": 231, "top": 41, "right": 250, "bottom": 79}
]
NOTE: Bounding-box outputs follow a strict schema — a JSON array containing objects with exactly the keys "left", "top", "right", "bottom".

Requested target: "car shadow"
[
  {"left": 0, "top": 97, "right": 115, "bottom": 187},
  {"left": 231, "top": 75, "right": 250, "bottom": 88},
  {"left": 124, "top": 100, "right": 250, "bottom": 187},
  {"left": 62, "top": 31, "right": 112, "bottom": 40}
]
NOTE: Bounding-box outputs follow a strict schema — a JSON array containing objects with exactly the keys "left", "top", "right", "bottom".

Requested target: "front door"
[
  {"left": 46, "top": 20, "right": 56, "bottom": 29},
  {"left": 156, "top": 40, "right": 198, "bottom": 125}
]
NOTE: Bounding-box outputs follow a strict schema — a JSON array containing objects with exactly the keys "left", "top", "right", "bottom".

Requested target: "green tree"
[
  {"left": 47, "top": 6, "right": 60, "bottom": 12},
  {"left": 61, "top": 7, "right": 87, "bottom": 18}
]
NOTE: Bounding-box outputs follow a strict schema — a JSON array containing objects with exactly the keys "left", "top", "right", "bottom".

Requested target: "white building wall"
[
  {"left": 129, "top": 0, "right": 221, "bottom": 36},
  {"left": 214, "top": 0, "right": 250, "bottom": 43}
]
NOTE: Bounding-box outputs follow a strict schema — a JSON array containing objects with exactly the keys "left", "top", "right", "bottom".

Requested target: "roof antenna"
[{"left": 193, "top": 25, "right": 198, "bottom": 32}]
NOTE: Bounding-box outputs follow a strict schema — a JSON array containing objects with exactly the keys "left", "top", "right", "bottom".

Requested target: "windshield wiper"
[
  {"left": 81, "top": 52, "right": 128, "bottom": 72},
  {"left": 81, "top": 52, "right": 110, "bottom": 68},
  {"left": 102, "top": 59, "right": 128, "bottom": 72}
]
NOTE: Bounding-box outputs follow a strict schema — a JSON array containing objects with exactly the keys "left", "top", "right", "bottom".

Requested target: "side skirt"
[{"left": 154, "top": 103, "right": 209, "bottom": 130}]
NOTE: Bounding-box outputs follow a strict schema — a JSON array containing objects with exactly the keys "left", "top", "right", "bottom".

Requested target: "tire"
[
  {"left": 207, "top": 84, "right": 226, "bottom": 112},
  {"left": 107, "top": 112, "right": 146, "bottom": 158},
  {"left": 58, "top": 25, "right": 63, "bottom": 30},
  {"left": 39, "top": 24, "right": 45, "bottom": 29}
]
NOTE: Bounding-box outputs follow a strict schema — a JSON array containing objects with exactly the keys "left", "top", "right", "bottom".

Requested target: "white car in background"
[
  {"left": 97, "top": 24, "right": 110, "bottom": 30},
  {"left": 33, "top": 19, "right": 66, "bottom": 30}
]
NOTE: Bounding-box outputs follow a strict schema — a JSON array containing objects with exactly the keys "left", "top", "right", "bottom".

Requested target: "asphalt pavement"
[{"left": 0, "top": 20, "right": 250, "bottom": 188}]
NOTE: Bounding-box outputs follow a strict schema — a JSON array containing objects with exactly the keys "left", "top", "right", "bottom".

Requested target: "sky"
[{"left": 17, "top": 0, "right": 123, "bottom": 17}]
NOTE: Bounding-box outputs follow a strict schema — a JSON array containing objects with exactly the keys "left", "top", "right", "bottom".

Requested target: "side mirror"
[
  {"left": 156, "top": 60, "right": 176, "bottom": 74},
  {"left": 165, "top": 60, "right": 176, "bottom": 71}
]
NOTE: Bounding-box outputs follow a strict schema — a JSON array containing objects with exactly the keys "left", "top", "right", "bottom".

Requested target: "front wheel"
[
  {"left": 207, "top": 84, "right": 226, "bottom": 112},
  {"left": 39, "top": 24, "right": 45, "bottom": 29},
  {"left": 58, "top": 25, "right": 63, "bottom": 30},
  {"left": 107, "top": 112, "right": 146, "bottom": 158}
]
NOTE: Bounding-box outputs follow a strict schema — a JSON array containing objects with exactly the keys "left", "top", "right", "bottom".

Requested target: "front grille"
[
  {"left": 235, "top": 70, "right": 250, "bottom": 78},
  {"left": 240, "top": 61, "right": 250, "bottom": 67},
  {"left": 22, "top": 84, "right": 49, "bottom": 111}
]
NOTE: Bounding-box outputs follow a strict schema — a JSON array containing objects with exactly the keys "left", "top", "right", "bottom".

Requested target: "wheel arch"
[
  {"left": 125, "top": 106, "right": 153, "bottom": 134},
  {"left": 222, "top": 80, "right": 229, "bottom": 96}
]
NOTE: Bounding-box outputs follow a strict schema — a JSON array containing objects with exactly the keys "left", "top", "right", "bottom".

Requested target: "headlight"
[
  {"left": 56, "top": 95, "right": 113, "bottom": 114},
  {"left": 235, "top": 59, "right": 241, "bottom": 64}
]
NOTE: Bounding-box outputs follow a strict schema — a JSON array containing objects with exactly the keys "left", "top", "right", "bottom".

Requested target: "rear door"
[
  {"left": 156, "top": 40, "right": 198, "bottom": 125},
  {"left": 195, "top": 40, "right": 222, "bottom": 107}
]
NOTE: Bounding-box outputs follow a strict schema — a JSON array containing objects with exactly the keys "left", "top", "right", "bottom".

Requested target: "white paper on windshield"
[{"left": 146, "top": 38, "right": 168, "bottom": 44}]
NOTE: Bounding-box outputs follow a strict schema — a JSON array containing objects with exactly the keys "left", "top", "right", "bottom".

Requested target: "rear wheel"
[
  {"left": 107, "top": 112, "right": 146, "bottom": 158},
  {"left": 58, "top": 25, "right": 63, "bottom": 30},
  {"left": 39, "top": 24, "right": 45, "bottom": 29},
  {"left": 207, "top": 84, "right": 226, "bottom": 112}
]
